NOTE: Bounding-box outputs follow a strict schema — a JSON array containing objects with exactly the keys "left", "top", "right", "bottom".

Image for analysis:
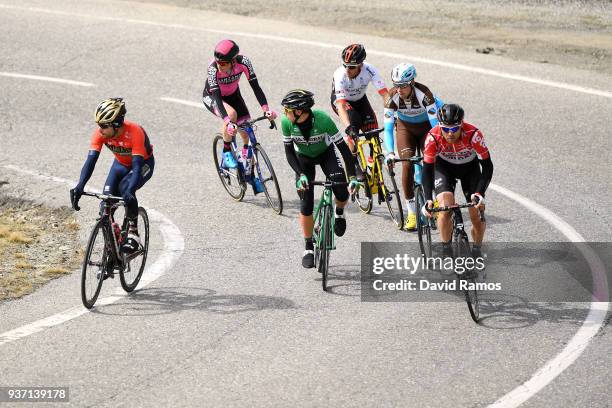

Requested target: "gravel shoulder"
[{"left": 124, "top": 0, "right": 612, "bottom": 76}]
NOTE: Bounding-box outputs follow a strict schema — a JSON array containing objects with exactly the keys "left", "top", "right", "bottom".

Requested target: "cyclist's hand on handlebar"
[
  {"left": 296, "top": 173, "right": 309, "bottom": 191},
  {"left": 471, "top": 193, "right": 485, "bottom": 210},
  {"left": 263, "top": 109, "right": 277, "bottom": 121},
  {"left": 345, "top": 125, "right": 359, "bottom": 140},
  {"left": 348, "top": 176, "right": 360, "bottom": 195},
  {"left": 70, "top": 186, "right": 83, "bottom": 211},
  {"left": 421, "top": 200, "right": 434, "bottom": 218},
  {"left": 385, "top": 152, "right": 396, "bottom": 166}
]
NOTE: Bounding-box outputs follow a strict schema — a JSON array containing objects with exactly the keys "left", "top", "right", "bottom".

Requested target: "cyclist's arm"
[
  {"left": 476, "top": 157, "right": 493, "bottom": 195},
  {"left": 203, "top": 64, "right": 230, "bottom": 121},
  {"left": 237, "top": 55, "right": 268, "bottom": 108},
  {"left": 422, "top": 161, "right": 435, "bottom": 201},
  {"left": 368, "top": 63, "right": 389, "bottom": 104},
  {"left": 125, "top": 128, "right": 146, "bottom": 194},
  {"left": 383, "top": 96, "right": 398, "bottom": 153},
  {"left": 426, "top": 96, "right": 444, "bottom": 128},
  {"left": 281, "top": 119, "right": 303, "bottom": 175},
  {"left": 247, "top": 77, "right": 268, "bottom": 108},
  {"left": 76, "top": 150, "right": 100, "bottom": 190}
]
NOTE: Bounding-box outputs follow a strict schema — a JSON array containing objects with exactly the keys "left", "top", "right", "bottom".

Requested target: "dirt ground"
[
  {"left": 0, "top": 194, "right": 82, "bottom": 301},
  {"left": 125, "top": 0, "right": 612, "bottom": 76}
]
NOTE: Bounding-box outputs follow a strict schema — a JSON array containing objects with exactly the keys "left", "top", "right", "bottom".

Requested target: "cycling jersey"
[
  {"left": 202, "top": 55, "right": 268, "bottom": 120},
  {"left": 90, "top": 121, "right": 153, "bottom": 167},
  {"left": 423, "top": 122, "right": 489, "bottom": 165},
  {"left": 332, "top": 62, "right": 387, "bottom": 104},
  {"left": 383, "top": 83, "right": 443, "bottom": 153},
  {"left": 282, "top": 109, "right": 343, "bottom": 158}
]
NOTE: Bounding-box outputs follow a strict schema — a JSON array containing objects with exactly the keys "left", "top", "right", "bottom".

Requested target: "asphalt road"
[{"left": 0, "top": 1, "right": 611, "bottom": 407}]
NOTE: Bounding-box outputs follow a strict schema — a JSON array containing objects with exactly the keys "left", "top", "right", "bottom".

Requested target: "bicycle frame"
[
  {"left": 313, "top": 186, "right": 336, "bottom": 251},
  {"left": 231, "top": 116, "right": 276, "bottom": 177},
  {"left": 356, "top": 131, "right": 386, "bottom": 189}
]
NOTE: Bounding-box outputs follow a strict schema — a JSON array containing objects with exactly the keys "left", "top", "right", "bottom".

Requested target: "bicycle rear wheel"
[
  {"left": 415, "top": 185, "right": 432, "bottom": 260},
  {"left": 119, "top": 207, "right": 150, "bottom": 292},
  {"left": 318, "top": 205, "right": 332, "bottom": 291},
  {"left": 456, "top": 236, "right": 480, "bottom": 323},
  {"left": 378, "top": 156, "right": 404, "bottom": 229},
  {"left": 353, "top": 161, "right": 373, "bottom": 214},
  {"left": 81, "top": 220, "right": 107, "bottom": 309},
  {"left": 213, "top": 134, "right": 246, "bottom": 201},
  {"left": 253, "top": 143, "right": 283, "bottom": 214}
]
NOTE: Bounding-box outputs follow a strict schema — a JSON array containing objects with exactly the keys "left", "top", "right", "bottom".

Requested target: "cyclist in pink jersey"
[{"left": 202, "top": 39, "right": 277, "bottom": 176}]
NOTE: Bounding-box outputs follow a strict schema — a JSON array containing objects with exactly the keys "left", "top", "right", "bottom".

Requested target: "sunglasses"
[
  {"left": 217, "top": 60, "right": 232, "bottom": 66},
  {"left": 284, "top": 107, "right": 296, "bottom": 113},
  {"left": 441, "top": 125, "right": 461, "bottom": 133},
  {"left": 397, "top": 83, "right": 412, "bottom": 89},
  {"left": 98, "top": 123, "right": 113, "bottom": 129},
  {"left": 343, "top": 64, "right": 360, "bottom": 70}
]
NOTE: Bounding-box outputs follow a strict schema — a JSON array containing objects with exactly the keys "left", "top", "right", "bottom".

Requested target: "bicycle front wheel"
[
  {"left": 319, "top": 205, "right": 332, "bottom": 291},
  {"left": 456, "top": 236, "right": 480, "bottom": 323},
  {"left": 415, "top": 185, "right": 432, "bottom": 260},
  {"left": 354, "top": 161, "right": 373, "bottom": 214},
  {"left": 119, "top": 207, "right": 150, "bottom": 292},
  {"left": 378, "top": 156, "right": 404, "bottom": 229},
  {"left": 213, "top": 134, "right": 246, "bottom": 201},
  {"left": 253, "top": 144, "right": 283, "bottom": 214},
  {"left": 81, "top": 220, "right": 107, "bottom": 309}
]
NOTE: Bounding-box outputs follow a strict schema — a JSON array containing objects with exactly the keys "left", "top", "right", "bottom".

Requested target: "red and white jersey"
[
  {"left": 332, "top": 62, "right": 387, "bottom": 103},
  {"left": 423, "top": 122, "right": 490, "bottom": 165}
]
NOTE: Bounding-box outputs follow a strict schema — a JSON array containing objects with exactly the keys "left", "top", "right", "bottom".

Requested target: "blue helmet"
[{"left": 391, "top": 63, "right": 417, "bottom": 86}]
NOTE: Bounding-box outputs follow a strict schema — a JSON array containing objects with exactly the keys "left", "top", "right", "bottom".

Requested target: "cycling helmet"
[
  {"left": 214, "top": 39, "right": 239, "bottom": 62},
  {"left": 281, "top": 89, "right": 315, "bottom": 110},
  {"left": 391, "top": 63, "right": 417, "bottom": 86},
  {"left": 342, "top": 44, "right": 366, "bottom": 65},
  {"left": 437, "top": 103, "right": 465, "bottom": 126},
  {"left": 95, "top": 97, "right": 126, "bottom": 127}
]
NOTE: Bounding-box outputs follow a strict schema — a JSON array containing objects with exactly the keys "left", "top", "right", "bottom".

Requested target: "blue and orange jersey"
[{"left": 90, "top": 121, "right": 153, "bottom": 167}]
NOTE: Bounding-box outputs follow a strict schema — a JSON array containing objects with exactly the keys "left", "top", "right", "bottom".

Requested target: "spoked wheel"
[
  {"left": 253, "top": 143, "right": 283, "bottom": 214},
  {"left": 415, "top": 185, "right": 432, "bottom": 261},
  {"left": 81, "top": 220, "right": 107, "bottom": 309},
  {"left": 319, "top": 205, "right": 332, "bottom": 292},
  {"left": 119, "top": 207, "right": 150, "bottom": 293},
  {"left": 213, "top": 134, "right": 246, "bottom": 201},
  {"left": 378, "top": 155, "right": 404, "bottom": 229},
  {"left": 456, "top": 236, "right": 480, "bottom": 323},
  {"left": 353, "top": 161, "right": 373, "bottom": 214}
]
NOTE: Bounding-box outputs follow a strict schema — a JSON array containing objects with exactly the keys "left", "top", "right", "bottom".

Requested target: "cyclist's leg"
[
  {"left": 320, "top": 147, "right": 349, "bottom": 237},
  {"left": 296, "top": 155, "right": 317, "bottom": 267},
  {"left": 460, "top": 160, "right": 486, "bottom": 246},
  {"left": 101, "top": 159, "right": 130, "bottom": 214},
  {"left": 352, "top": 96, "right": 377, "bottom": 164},
  {"left": 433, "top": 160, "right": 457, "bottom": 243},
  {"left": 118, "top": 156, "right": 155, "bottom": 222},
  {"left": 230, "top": 89, "right": 251, "bottom": 148}
]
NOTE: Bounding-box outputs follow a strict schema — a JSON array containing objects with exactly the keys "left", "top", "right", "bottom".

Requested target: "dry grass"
[
  {"left": 0, "top": 198, "right": 82, "bottom": 302},
  {"left": 43, "top": 267, "right": 70, "bottom": 278},
  {"left": 8, "top": 231, "right": 33, "bottom": 244}
]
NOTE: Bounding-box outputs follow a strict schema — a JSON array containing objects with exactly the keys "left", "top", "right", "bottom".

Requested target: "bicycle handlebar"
[
  {"left": 393, "top": 155, "right": 423, "bottom": 164},
  {"left": 356, "top": 127, "right": 384, "bottom": 139},
  {"left": 82, "top": 191, "right": 125, "bottom": 203},
  {"left": 311, "top": 180, "right": 349, "bottom": 187},
  {"left": 238, "top": 115, "right": 277, "bottom": 130},
  {"left": 430, "top": 202, "right": 486, "bottom": 222}
]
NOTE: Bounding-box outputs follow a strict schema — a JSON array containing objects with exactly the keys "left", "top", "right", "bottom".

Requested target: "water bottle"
[
  {"left": 414, "top": 162, "right": 423, "bottom": 185},
  {"left": 112, "top": 222, "right": 121, "bottom": 242}
]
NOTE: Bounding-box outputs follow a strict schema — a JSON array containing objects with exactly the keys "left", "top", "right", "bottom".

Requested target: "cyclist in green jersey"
[{"left": 281, "top": 89, "right": 360, "bottom": 268}]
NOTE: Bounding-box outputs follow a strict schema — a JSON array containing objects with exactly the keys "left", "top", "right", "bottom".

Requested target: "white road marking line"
[
  {"left": 160, "top": 97, "right": 203, "bottom": 109},
  {"left": 1, "top": 3, "right": 611, "bottom": 99},
  {"left": 488, "top": 183, "right": 609, "bottom": 407},
  {"left": 0, "top": 71, "right": 94, "bottom": 87},
  {"left": 0, "top": 165, "right": 185, "bottom": 346}
]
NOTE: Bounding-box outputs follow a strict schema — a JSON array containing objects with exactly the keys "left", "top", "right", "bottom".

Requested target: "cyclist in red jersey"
[
  {"left": 70, "top": 98, "right": 154, "bottom": 254},
  {"left": 421, "top": 104, "right": 493, "bottom": 257}
]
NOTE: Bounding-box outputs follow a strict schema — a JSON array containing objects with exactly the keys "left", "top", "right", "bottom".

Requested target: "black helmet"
[
  {"left": 342, "top": 44, "right": 366, "bottom": 65},
  {"left": 214, "top": 39, "right": 239, "bottom": 62},
  {"left": 437, "top": 103, "right": 464, "bottom": 126},
  {"left": 281, "top": 89, "right": 315, "bottom": 110}
]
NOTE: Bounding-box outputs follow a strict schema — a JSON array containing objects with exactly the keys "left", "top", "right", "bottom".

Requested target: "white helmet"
[{"left": 391, "top": 63, "right": 417, "bottom": 86}]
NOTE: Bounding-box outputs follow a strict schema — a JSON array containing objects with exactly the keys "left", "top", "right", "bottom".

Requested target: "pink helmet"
[{"left": 214, "top": 39, "right": 239, "bottom": 62}]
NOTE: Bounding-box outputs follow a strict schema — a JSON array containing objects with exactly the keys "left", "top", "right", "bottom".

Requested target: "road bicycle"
[
  {"left": 311, "top": 179, "right": 348, "bottom": 292},
  {"left": 77, "top": 192, "right": 149, "bottom": 309},
  {"left": 351, "top": 128, "right": 404, "bottom": 229},
  {"left": 212, "top": 115, "right": 283, "bottom": 214},
  {"left": 430, "top": 202, "right": 485, "bottom": 323}
]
